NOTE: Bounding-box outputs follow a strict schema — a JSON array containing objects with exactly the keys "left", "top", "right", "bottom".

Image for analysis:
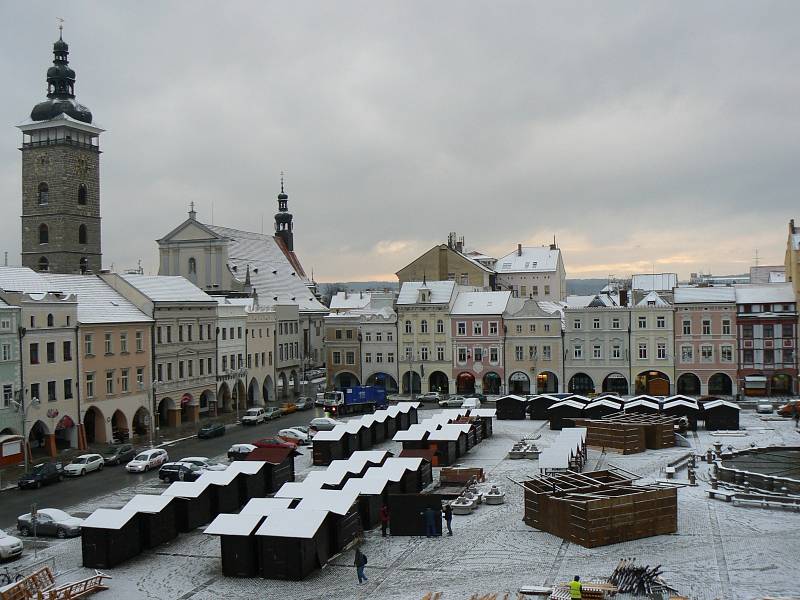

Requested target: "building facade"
[
  {"left": 0, "top": 299, "right": 22, "bottom": 436},
  {"left": 630, "top": 292, "right": 675, "bottom": 395},
  {"left": 396, "top": 236, "right": 495, "bottom": 289},
  {"left": 673, "top": 287, "right": 738, "bottom": 397},
  {"left": 20, "top": 34, "right": 102, "bottom": 275},
  {"left": 324, "top": 313, "right": 361, "bottom": 390},
  {"left": 503, "top": 298, "right": 564, "bottom": 394},
  {"left": 215, "top": 298, "right": 248, "bottom": 414},
  {"left": 360, "top": 300, "right": 399, "bottom": 394},
  {"left": 494, "top": 244, "right": 567, "bottom": 301}
]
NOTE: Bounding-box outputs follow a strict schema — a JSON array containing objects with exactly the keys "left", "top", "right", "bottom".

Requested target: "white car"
[
  {"left": 64, "top": 453, "right": 104, "bottom": 477},
  {"left": 179, "top": 456, "right": 227, "bottom": 471},
  {"left": 418, "top": 392, "right": 442, "bottom": 403},
  {"left": 278, "top": 428, "right": 311, "bottom": 445},
  {"left": 309, "top": 417, "right": 341, "bottom": 432},
  {"left": 439, "top": 395, "right": 465, "bottom": 408},
  {"left": 0, "top": 528, "right": 23, "bottom": 560},
  {"left": 241, "top": 408, "right": 266, "bottom": 426},
  {"left": 126, "top": 449, "right": 169, "bottom": 473},
  {"left": 462, "top": 397, "right": 482, "bottom": 409}
]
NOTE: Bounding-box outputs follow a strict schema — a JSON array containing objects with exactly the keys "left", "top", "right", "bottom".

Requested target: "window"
[
  {"left": 404, "top": 321, "right": 412, "bottom": 334},
  {"left": 387, "top": 331, "right": 393, "bottom": 342},
  {"left": 656, "top": 316, "right": 665, "bottom": 329},
  {"left": 121, "top": 369, "right": 129, "bottom": 392},
  {"left": 405, "top": 346, "right": 413, "bottom": 360},
  {"left": 63, "top": 379, "right": 73, "bottom": 399},
  {"left": 78, "top": 184, "right": 87, "bottom": 205},
  {"left": 29, "top": 343, "right": 39, "bottom": 364},
  {"left": 611, "top": 318, "right": 620, "bottom": 330},
  {"left": 120, "top": 333, "right": 128, "bottom": 353},
  {"left": 179, "top": 361, "right": 185, "bottom": 379},
  {"left": 515, "top": 346, "right": 523, "bottom": 360},
  {"left": 207, "top": 325, "right": 212, "bottom": 340},
  {"left": 47, "top": 313, "right": 54, "bottom": 327},
  {"left": 221, "top": 328, "right": 227, "bottom": 341},
  {"left": 701, "top": 345, "right": 713, "bottom": 362},
  {"left": 764, "top": 349, "right": 775, "bottom": 364},
  {"left": 490, "top": 347, "right": 499, "bottom": 362},
  {"left": 346, "top": 352, "right": 355, "bottom": 365},
  {"left": 106, "top": 371, "right": 114, "bottom": 394},
  {"left": 3, "top": 384, "right": 13, "bottom": 407},
  {"left": 38, "top": 224, "right": 49, "bottom": 244},
  {"left": 375, "top": 332, "right": 382, "bottom": 342},
  {"left": 188, "top": 325, "right": 193, "bottom": 341},
  {"left": 573, "top": 319, "right": 581, "bottom": 330},
  {"left": 237, "top": 327, "right": 243, "bottom": 339},
  {"left": 136, "top": 331, "right": 143, "bottom": 352},
  {"left": 376, "top": 352, "right": 384, "bottom": 363},
  {"left": 78, "top": 225, "right": 87, "bottom": 245},
  {"left": 166, "top": 326, "right": 172, "bottom": 343},
  {"left": 721, "top": 345, "right": 733, "bottom": 362},
  {"left": 104, "top": 333, "right": 113, "bottom": 354},
  {"left": 702, "top": 320, "right": 711, "bottom": 335},
  {"left": 157, "top": 327, "right": 162, "bottom": 344},
  {"left": 447, "top": 272, "right": 455, "bottom": 281},
  {"left": 333, "top": 351, "right": 341, "bottom": 365},
  {"left": 365, "top": 353, "right": 372, "bottom": 364},
  {"left": 421, "top": 347, "right": 429, "bottom": 361},
  {"left": 638, "top": 316, "right": 647, "bottom": 329},
  {"left": 544, "top": 323, "right": 551, "bottom": 332},
  {"left": 542, "top": 345, "right": 551, "bottom": 360},
  {"left": 612, "top": 345, "right": 621, "bottom": 359},
  {"left": 474, "top": 348, "right": 483, "bottom": 361},
  {"left": 657, "top": 343, "right": 666, "bottom": 359},
  {"left": 593, "top": 318, "right": 600, "bottom": 329},
  {"left": 46, "top": 342, "right": 55, "bottom": 363},
  {"left": 179, "top": 325, "right": 184, "bottom": 342},
  {"left": 346, "top": 329, "right": 353, "bottom": 340},
  {"left": 62, "top": 340, "right": 71, "bottom": 361},
  {"left": 458, "top": 347, "right": 467, "bottom": 362},
  {"left": 592, "top": 345, "right": 602, "bottom": 359},
  {"left": 515, "top": 324, "right": 522, "bottom": 334},
  {"left": 473, "top": 322, "right": 483, "bottom": 336},
  {"left": 743, "top": 349, "right": 754, "bottom": 363},
  {"left": 489, "top": 322, "right": 498, "bottom": 335},
  {"left": 574, "top": 345, "right": 583, "bottom": 359},
  {"left": 679, "top": 345, "right": 692, "bottom": 362},
  {"left": 222, "top": 356, "right": 227, "bottom": 371},
  {"left": 30, "top": 383, "right": 40, "bottom": 402},
  {"left": 86, "top": 373, "right": 94, "bottom": 398},
  {"left": 532, "top": 285, "right": 539, "bottom": 296},
  {"left": 638, "top": 343, "right": 647, "bottom": 360},
  {"left": 37, "top": 257, "right": 49, "bottom": 272},
  {"left": 436, "top": 320, "right": 444, "bottom": 334},
  {"left": 0, "top": 319, "right": 9, "bottom": 331},
  {"left": 764, "top": 324, "right": 774, "bottom": 338},
  {"left": 457, "top": 322, "right": 466, "bottom": 336},
  {"left": 529, "top": 346, "right": 536, "bottom": 360},
  {"left": 364, "top": 332, "right": 371, "bottom": 342},
  {"left": 167, "top": 363, "right": 173, "bottom": 380},
  {"left": 461, "top": 273, "right": 469, "bottom": 285},
  {"left": 188, "top": 257, "right": 197, "bottom": 274},
  {"left": 136, "top": 368, "right": 144, "bottom": 389},
  {"left": 48, "top": 381, "right": 57, "bottom": 402},
  {"left": 436, "top": 346, "right": 444, "bottom": 361},
  {"left": 157, "top": 364, "right": 163, "bottom": 382},
  {"left": 544, "top": 285, "right": 550, "bottom": 296},
  {"left": 1, "top": 343, "right": 10, "bottom": 362},
  {"left": 420, "top": 320, "right": 428, "bottom": 334},
  {"left": 742, "top": 324, "right": 753, "bottom": 339},
  {"left": 38, "top": 182, "right": 49, "bottom": 205}
]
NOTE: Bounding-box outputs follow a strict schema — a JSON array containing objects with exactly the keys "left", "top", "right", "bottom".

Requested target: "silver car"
[{"left": 17, "top": 508, "right": 83, "bottom": 539}]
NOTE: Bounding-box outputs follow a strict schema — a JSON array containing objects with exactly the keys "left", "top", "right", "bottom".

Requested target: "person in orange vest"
[{"left": 569, "top": 575, "right": 582, "bottom": 599}]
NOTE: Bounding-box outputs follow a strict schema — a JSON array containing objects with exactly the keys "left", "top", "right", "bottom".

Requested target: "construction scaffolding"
[
  {"left": 521, "top": 469, "right": 678, "bottom": 548},
  {"left": 579, "top": 412, "right": 677, "bottom": 452}
]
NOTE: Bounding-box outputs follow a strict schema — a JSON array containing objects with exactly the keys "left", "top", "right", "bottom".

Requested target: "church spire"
[{"left": 274, "top": 172, "right": 294, "bottom": 251}]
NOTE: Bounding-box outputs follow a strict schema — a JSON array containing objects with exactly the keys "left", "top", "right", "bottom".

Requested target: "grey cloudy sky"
[{"left": 1, "top": 2, "right": 799, "bottom": 282}]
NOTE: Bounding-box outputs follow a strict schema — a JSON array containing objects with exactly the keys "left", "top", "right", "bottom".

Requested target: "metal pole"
[{"left": 150, "top": 380, "right": 158, "bottom": 448}]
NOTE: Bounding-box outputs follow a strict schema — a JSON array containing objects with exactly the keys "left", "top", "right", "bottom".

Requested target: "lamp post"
[
  {"left": 149, "top": 379, "right": 159, "bottom": 448},
  {"left": 235, "top": 367, "right": 247, "bottom": 422},
  {"left": 13, "top": 393, "right": 40, "bottom": 474}
]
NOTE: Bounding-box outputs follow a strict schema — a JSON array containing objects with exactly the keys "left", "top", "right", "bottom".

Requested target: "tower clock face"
[{"left": 75, "top": 156, "right": 89, "bottom": 178}]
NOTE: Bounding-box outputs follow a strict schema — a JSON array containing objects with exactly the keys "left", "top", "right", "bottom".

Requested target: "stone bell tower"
[{"left": 19, "top": 29, "right": 103, "bottom": 274}]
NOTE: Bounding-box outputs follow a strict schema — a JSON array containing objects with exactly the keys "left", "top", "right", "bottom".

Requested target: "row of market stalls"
[
  {"left": 203, "top": 452, "right": 435, "bottom": 580},
  {"left": 496, "top": 393, "right": 740, "bottom": 431},
  {"left": 392, "top": 408, "right": 496, "bottom": 466},
  {"left": 312, "top": 402, "right": 420, "bottom": 466},
  {"left": 80, "top": 447, "right": 298, "bottom": 570}
]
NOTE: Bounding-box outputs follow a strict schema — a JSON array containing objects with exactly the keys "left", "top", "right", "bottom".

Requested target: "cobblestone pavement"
[{"left": 16, "top": 410, "right": 800, "bottom": 600}]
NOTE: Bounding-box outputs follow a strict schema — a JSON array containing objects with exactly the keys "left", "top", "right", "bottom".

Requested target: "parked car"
[
  {"left": 264, "top": 407, "right": 283, "bottom": 420},
  {"left": 241, "top": 408, "right": 267, "bottom": 426},
  {"left": 280, "top": 402, "right": 297, "bottom": 415},
  {"left": 64, "top": 454, "right": 104, "bottom": 477},
  {"left": 777, "top": 400, "right": 800, "bottom": 417},
  {"left": 227, "top": 443, "right": 256, "bottom": 461},
  {"left": 309, "top": 417, "right": 341, "bottom": 432},
  {"left": 278, "top": 428, "right": 311, "bottom": 445},
  {"left": 126, "top": 449, "right": 169, "bottom": 473},
  {"left": 756, "top": 402, "right": 774, "bottom": 415},
  {"left": 179, "top": 456, "right": 227, "bottom": 471},
  {"left": 296, "top": 397, "right": 314, "bottom": 411},
  {"left": 0, "top": 528, "right": 23, "bottom": 560},
  {"left": 158, "top": 462, "right": 204, "bottom": 483},
  {"left": 17, "top": 462, "right": 64, "bottom": 490},
  {"left": 418, "top": 392, "right": 442, "bottom": 403},
  {"left": 252, "top": 436, "right": 298, "bottom": 449},
  {"left": 17, "top": 509, "right": 83, "bottom": 539},
  {"left": 439, "top": 395, "right": 465, "bottom": 408},
  {"left": 102, "top": 444, "right": 135, "bottom": 466},
  {"left": 198, "top": 422, "right": 226, "bottom": 439},
  {"left": 462, "top": 397, "right": 482, "bottom": 410}
]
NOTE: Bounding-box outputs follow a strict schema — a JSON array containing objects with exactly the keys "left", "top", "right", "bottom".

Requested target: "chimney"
[
  {"left": 619, "top": 289, "right": 628, "bottom": 307},
  {"left": 517, "top": 244, "right": 522, "bottom": 257}
]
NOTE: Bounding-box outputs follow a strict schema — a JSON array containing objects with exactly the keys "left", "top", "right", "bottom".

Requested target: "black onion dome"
[
  {"left": 30, "top": 35, "right": 92, "bottom": 124},
  {"left": 275, "top": 211, "right": 293, "bottom": 223},
  {"left": 31, "top": 98, "right": 92, "bottom": 123},
  {"left": 277, "top": 191, "right": 288, "bottom": 200}
]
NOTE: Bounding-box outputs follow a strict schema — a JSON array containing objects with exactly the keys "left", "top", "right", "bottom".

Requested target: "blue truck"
[{"left": 323, "top": 386, "right": 388, "bottom": 416}]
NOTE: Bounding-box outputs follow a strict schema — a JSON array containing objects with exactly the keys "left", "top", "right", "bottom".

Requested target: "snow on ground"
[{"left": 18, "top": 410, "right": 800, "bottom": 600}]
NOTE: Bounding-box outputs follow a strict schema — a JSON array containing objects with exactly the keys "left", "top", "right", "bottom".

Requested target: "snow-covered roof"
[
  {"left": 470, "top": 408, "right": 497, "bottom": 418},
  {"left": 703, "top": 399, "right": 740, "bottom": 410},
  {"left": 345, "top": 451, "right": 392, "bottom": 471},
  {"left": 83, "top": 508, "right": 137, "bottom": 530},
  {"left": 636, "top": 290, "right": 670, "bottom": 307},
  {"left": 565, "top": 395, "right": 591, "bottom": 403},
  {"left": 381, "top": 457, "right": 424, "bottom": 478},
  {"left": 161, "top": 480, "right": 209, "bottom": 498},
  {"left": 495, "top": 247, "right": 560, "bottom": 273},
  {"left": 274, "top": 481, "right": 324, "bottom": 499},
  {"left": 396, "top": 402, "right": 420, "bottom": 412},
  {"left": 428, "top": 424, "right": 466, "bottom": 441},
  {"left": 451, "top": 291, "right": 512, "bottom": 315},
  {"left": 240, "top": 497, "right": 294, "bottom": 516},
  {"left": 294, "top": 488, "right": 360, "bottom": 515},
  {"left": 673, "top": 287, "right": 736, "bottom": 304},
  {"left": 196, "top": 469, "right": 239, "bottom": 486},
  {"left": 312, "top": 429, "right": 346, "bottom": 441},
  {"left": 498, "top": 394, "right": 527, "bottom": 402},
  {"left": 585, "top": 398, "right": 623, "bottom": 410},
  {"left": 623, "top": 398, "right": 660, "bottom": 410},
  {"left": 548, "top": 400, "right": 585, "bottom": 411},
  {"left": 120, "top": 274, "right": 214, "bottom": 303},
  {"left": 662, "top": 398, "right": 699, "bottom": 410},
  {"left": 397, "top": 281, "right": 456, "bottom": 305},
  {"left": 39, "top": 274, "right": 152, "bottom": 324},
  {"left": 631, "top": 273, "right": 678, "bottom": 292},
  {"left": 629, "top": 395, "right": 661, "bottom": 403},
  {"left": 342, "top": 473, "right": 390, "bottom": 495},
  {"left": 564, "top": 295, "right": 594, "bottom": 309},
  {"left": 734, "top": 283, "right": 795, "bottom": 304},
  {"left": 0, "top": 267, "right": 56, "bottom": 294},
  {"left": 393, "top": 425, "right": 430, "bottom": 441},
  {"left": 204, "top": 513, "right": 263, "bottom": 536},
  {"left": 122, "top": 494, "right": 174, "bottom": 513},
  {"left": 227, "top": 460, "right": 265, "bottom": 475},
  {"left": 329, "top": 292, "right": 372, "bottom": 311},
  {"left": 254, "top": 508, "right": 328, "bottom": 539}
]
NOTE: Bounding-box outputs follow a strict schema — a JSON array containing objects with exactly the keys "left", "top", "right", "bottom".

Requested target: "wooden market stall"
[
  {"left": 161, "top": 480, "right": 214, "bottom": 532},
  {"left": 623, "top": 397, "right": 661, "bottom": 415},
  {"left": 703, "top": 399, "right": 740, "bottom": 431},
  {"left": 122, "top": 494, "right": 178, "bottom": 549},
  {"left": 228, "top": 460, "right": 269, "bottom": 503},
  {"left": 311, "top": 428, "right": 348, "bottom": 466},
  {"left": 548, "top": 399, "right": 585, "bottom": 430},
  {"left": 661, "top": 396, "right": 700, "bottom": 431},
  {"left": 81, "top": 509, "right": 142, "bottom": 569},
  {"left": 255, "top": 508, "right": 331, "bottom": 580},
  {"left": 295, "top": 488, "right": 363, "bottom": 555},
  {"left": 528, "top": 394, "right": 561, "bottom": 420},
  {"left": 197, "top": 469, "right": 242, "bottom": 516},
  {"left": 247, "top": 446, "right": 298, "bottom": 492},
  {"left": 387, "top": 493, "right": 443, "bottom": 536},
  {"left": 496, "top": 394, "right": 529, "bottom": 420},
  {"left": 204, "top": 513, "right": 264, "bottom": 577}
]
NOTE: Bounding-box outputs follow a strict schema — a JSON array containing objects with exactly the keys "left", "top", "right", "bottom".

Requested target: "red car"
[
  {"left": 777, "top": 400, "right": 800, "bottom": 417},
  {"left": 251, "top": 436, "right": 299, "bottom": 449}
]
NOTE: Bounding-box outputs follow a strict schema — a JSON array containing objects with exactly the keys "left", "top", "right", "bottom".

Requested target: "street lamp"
[
  {"left": 150, "top": 380, "right": 159, "bottom": 448},
  {"left": 13, "top": 394, "right": 40, "bottom": 474}
]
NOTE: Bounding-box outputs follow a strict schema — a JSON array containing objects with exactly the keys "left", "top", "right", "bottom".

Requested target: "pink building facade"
[{"left": 673, "top": 287, "right": 738, "bottom": 397}]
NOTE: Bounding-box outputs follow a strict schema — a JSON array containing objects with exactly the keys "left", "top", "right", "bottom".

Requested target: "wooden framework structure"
[
  {"left": 522, "top": 468, "right": 677, "bottom": 547},
  {"left": 601, "top": 412, "right": 676, "bottom": 450}
]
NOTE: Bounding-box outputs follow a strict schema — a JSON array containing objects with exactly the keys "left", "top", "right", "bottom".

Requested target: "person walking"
[
  {"left": 423, "top": 506, "right": 437, "bottom": 538},
  {"left": 569, "top": 575, "right": 582, "bottom": 599},
  {"left": 354, "top": 547, "right": 368, "bottom": 584},
  {"left": 380, "top": 504, "right": 390, "bottom": 537},
  {"left": 443, "top": 503, "right": 453, "bottom": 535}
]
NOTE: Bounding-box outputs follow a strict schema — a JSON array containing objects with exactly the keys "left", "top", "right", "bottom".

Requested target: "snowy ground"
[{"left": 15, "top": 410, "right": 800, "bottom": 600}]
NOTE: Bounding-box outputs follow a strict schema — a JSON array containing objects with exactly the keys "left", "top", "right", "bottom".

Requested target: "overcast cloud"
[{"left": 1, "top": 2, "right": 799, "bottom": 282}]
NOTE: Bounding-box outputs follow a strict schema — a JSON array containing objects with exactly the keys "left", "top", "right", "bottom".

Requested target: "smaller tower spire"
[
  {"left": 274, "top": 172, "right": 294, "bottom": 251},
  {"left": 188, "top": 201, "right": 196, "bottom": 220}
]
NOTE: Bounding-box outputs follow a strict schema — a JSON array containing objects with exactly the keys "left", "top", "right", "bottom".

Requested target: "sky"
[{"left": 1, "top": 2, "right": 799, "bottom": 283}]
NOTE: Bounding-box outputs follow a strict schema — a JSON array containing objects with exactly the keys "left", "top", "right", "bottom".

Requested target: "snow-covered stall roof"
[
  {"left": 123, "top": 494, "right": 174, "bottom": 514},
  {"left": 428, "top": 424, "right": 466, "bottom": 441},
  {"left": 196, "top": 469, "right": 239, "bottom": 486},
  {"left": 162, "top": 480, "right": 210, "bottom": 499},
  {"left": 393, "top": 425, "right": 430, "bottom": 441},
  {"left": 585, "top": 398, "right": 623, "bottom": 411},
  {"left": 470, "top": 408, "right": 497, "bottom": 418},
  {"left": 254, "top": 509, "right": 328, "bottom": 539},
  {"left": 548, "top": 400, "right": 585, "bottom": 411},
  {"left": 343, "top": 473, "right": 390, "bottom": 496},
  {"left": 311, "top": 428, "right": 346, "bottom": 441},
  {"left": 295, "top": 488, "right": 360, "bottom": 515},
  {"left": 82, "top": 508, "right": 138, "bottom": 530},
  {"left": 239, "top": 497, "right": 294, "bottom": 516},
  {"left": 204, "top": 513, "right": 263, "bottom": 537},
  {"left": 274, "top": 481, "right": 324, "bottom": 499},
  {"left": 227, "top": 460, "right": 266, "bottom": 475},
  {"left": 703, "top": 399, "right": 740, "bottom": 410}
]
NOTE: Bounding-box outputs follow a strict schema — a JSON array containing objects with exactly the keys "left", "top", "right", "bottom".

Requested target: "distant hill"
[{"left": 566, "top": 279, "right": 607, "bottom": 296}]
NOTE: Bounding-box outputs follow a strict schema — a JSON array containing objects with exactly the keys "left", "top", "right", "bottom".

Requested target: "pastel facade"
[
  {"left": 673, "top": 287, "right": 738, "bottom": 397},
  {"left": 359, "top": 296, "right": 399, "bottom": 394},
  {"left": 630, "top": 292, "right": 675, "bottom": 395},
  {"left": 0, "top": 299, "right": 22, "bottom": 435},
  {"left": 215, "top": 298, "right": 248, "bottom": 413},
  {"left": 324, "top": 313, "right": 361, "bottom": 390},
  {"left": 503, "top": 298, "right": 564, "bottom": 394},
  {"left": 396, "top": 244, "right": 494, "bottom": 289},
  {"left": 495, "top": 244, "right": 567, "bottom": 301}
]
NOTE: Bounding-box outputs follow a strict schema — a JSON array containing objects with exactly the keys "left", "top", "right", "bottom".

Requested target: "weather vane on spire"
[
  {"left": 280, "top": 170, "right": 285, "bottom": 193},
  {"left": 57, "top": 17, "right": 64, "bottom": 38}
]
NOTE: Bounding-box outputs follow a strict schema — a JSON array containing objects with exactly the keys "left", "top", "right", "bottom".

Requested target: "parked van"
[{"left": 241, "top": 407, "right": 267, "bottom": 426}]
